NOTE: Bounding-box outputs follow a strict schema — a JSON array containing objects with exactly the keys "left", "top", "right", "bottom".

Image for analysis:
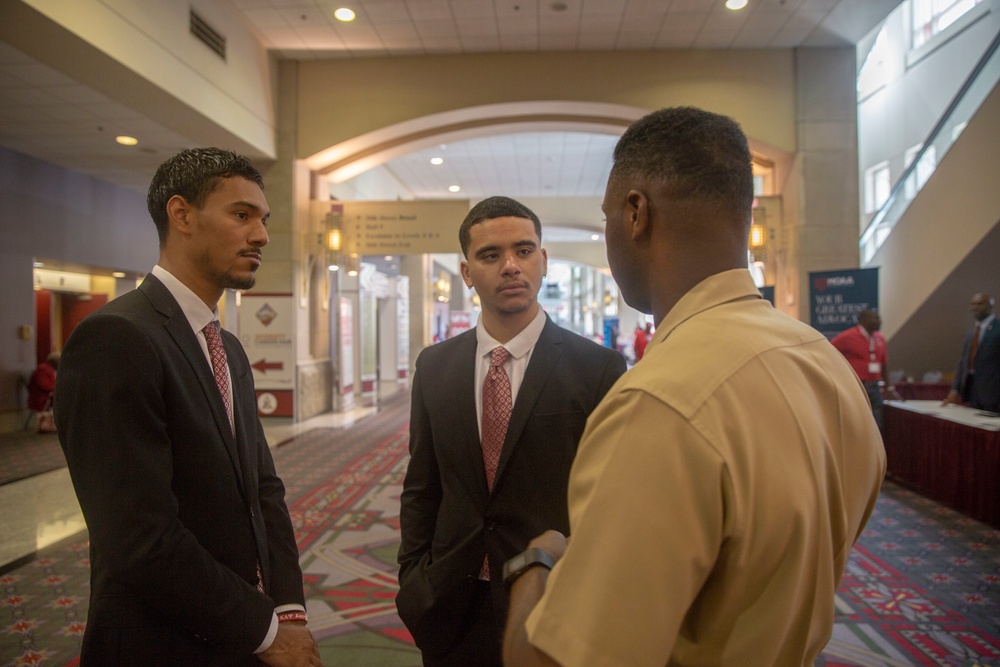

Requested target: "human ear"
[
  {"left": 626, "top": 190, "right": 650, "bottom": 241},
  {"left": 460, "top": 259, "right": 473, "bottom": 288},
  {"left": 165, "top": 195, "right": 194, "bottom": 237}
]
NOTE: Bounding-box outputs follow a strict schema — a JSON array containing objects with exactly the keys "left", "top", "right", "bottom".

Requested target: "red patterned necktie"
[
  {"left": 480, "top": 346, "right": 512, "bottom": 579},
  {"left": 202, "top": 321, "right": 234, "bottom": 436},
  {"left": 204, "top": 320, "right": 263, "bottom": 592}
]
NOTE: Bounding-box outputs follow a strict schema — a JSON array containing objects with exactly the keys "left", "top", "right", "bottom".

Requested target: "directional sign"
[
  {"left": 238, "top": 294, "right": 294, "bottom": 390},
  {"left": 252, "top": 359, "right": 285, "bottom": 373}
]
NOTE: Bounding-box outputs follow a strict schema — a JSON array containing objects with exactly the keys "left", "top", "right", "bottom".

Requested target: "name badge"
[{"left": 869, "top": 362, "right": 881, "bottom": 374}]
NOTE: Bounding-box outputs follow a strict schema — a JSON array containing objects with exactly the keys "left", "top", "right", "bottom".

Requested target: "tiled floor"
[{"left": 0, "top": 402, "right": 379, "bottom": 572}]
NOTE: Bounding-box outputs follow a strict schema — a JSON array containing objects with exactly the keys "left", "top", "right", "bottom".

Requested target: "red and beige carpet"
[{"left": 1, "top": 393, "right": 998, "bottom": 666}]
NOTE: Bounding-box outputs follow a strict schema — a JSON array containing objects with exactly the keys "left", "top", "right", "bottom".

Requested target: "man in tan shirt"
[{"left": 502, "top": 107, "right": 886, "bottom": 667}]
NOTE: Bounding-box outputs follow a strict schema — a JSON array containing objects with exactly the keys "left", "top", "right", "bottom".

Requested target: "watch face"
[{"left": 504, "top": 554, "right": 527, "bottom": 578}]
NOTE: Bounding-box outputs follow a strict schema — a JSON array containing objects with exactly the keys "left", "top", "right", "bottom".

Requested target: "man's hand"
[
  {"left": 258, "top": 622, "right": 322, "bottom": 667},
  {"left": 941, "top": 389, "right": 962, "bottom": 407}
]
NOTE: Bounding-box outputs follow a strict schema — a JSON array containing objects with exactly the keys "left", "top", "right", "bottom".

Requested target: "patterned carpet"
[
  {"left": 0, "top": 430, "right": 64, "bottom": 487},
  {"left": 1, "top": 393, "right": 998, "bottom": 666}
]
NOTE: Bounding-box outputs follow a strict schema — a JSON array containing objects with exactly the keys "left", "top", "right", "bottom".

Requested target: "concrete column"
[{"left": 785, "top": 48, "right": 861, "bottom": 322}]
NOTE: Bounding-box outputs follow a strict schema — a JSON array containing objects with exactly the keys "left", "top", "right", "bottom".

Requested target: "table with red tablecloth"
[{"left": 883, "top": 400, "right": 1000, "bottom": 528}]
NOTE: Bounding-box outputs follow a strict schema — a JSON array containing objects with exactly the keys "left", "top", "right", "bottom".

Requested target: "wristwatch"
[{"left": 502, "top": 547, "right": 556, "bottom": 586}]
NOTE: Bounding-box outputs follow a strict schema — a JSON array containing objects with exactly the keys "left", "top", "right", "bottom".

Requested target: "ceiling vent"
[{"left": 190, "top": 9, "right": 226, "bottom": 60}]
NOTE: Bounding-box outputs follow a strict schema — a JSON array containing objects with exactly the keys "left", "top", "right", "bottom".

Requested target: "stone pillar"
[{"left": 785, "top": 48, "right": 861, "bottom": 322}]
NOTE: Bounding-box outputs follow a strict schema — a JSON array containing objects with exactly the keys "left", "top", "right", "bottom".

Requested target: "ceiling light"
[
  {"left": 33, "top": 261, "right": 43, "bottom": 268},
  {"left": 111, "top": 271, "right": 126, "bottom": 278},
  {"left": 448, "top": 185, "right": 461, "bottom": 193},
  {"left": 334, "top": 7, "right": 356, "bottom": 21},
  {"left": 430, "top": 157, "right": 444, "bottom": 165},
  {"left": 725, "top": 0, "right": 748, "bottom": 9},
  {"left": 384, "top": 255, "right": 393, "bottom": 261},
  {"left": 328, "top": 264, "right": 339, "bottom": 272},
  {"left": 115, "top": 135, "right": 138, "bottom": 146},
  {"left": 591, "top": 234, "right": 600, "bottom": 241}
]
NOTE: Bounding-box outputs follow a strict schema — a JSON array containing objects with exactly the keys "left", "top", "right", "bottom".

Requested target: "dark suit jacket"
[
  {"left": 396, "top": 315, "right": 626, "bottom": 656},
  {"left": 55, "top": 275, "right": 303, "bottom": 666},
  {"left": 952, "top": 318, "right": 1000, "bottom": 411}
]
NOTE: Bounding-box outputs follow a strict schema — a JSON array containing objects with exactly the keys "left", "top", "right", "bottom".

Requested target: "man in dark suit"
[
  {"left": 397, "top": 196, "right": 626, "bottom": 666},
  {"left": 943, "top": 292, "right": 999, "bottom": 412},
  {"left": 55, "top": 148, "right": 320, "bottom": 666}
]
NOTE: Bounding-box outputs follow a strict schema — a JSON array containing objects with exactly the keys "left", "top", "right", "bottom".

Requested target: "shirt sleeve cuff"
[{"left": 254, "top": 613, "right": 279, "bottom": 654}]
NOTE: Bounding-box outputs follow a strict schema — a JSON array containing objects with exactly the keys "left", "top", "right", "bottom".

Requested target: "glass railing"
[{"left": 860, "top": 26, "right": 1000, "bottom": 264}]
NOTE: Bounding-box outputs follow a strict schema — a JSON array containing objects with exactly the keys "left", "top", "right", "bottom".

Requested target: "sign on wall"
[
  {"left": 808, "top": 268, "right": 879, "bottom": 340},
  {"left": 238, "top": 293, "right": 295, "bottom": 417},
  {"left": 338, "top": 200, "right": 470, "bottom": 255}
]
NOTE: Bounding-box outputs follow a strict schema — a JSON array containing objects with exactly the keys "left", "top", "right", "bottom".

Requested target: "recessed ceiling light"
[
  {"left": 430, "top": 157, "right": 444, "bottom": 165},
  {"left": 334, "top": 7, "right": 356, "bottom": 21},
  {"left": 591, "top": 234, "right": 600, "bottom": 241},
  {"left": 725, "top": 0, "right": 748, "bottom": 9},
  {"left": 448, "top": 185, "right": 461, "bottom": 193},
  {"left": 115, "top": 135, "right": 138, "bottom": 146},
  {"left": 112, "top": 271, "right": 126, "bottom": 278},
  {"left": 384, "top": 255, "right": 393, "bottom": 261},
  {"left": 328, "top": 264, "right": 339, "bottom": 272}
]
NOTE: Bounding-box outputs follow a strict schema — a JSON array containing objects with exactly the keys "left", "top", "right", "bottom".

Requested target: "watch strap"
[{"left": 502, "top": 547, "right": 556, "bottom": 585}]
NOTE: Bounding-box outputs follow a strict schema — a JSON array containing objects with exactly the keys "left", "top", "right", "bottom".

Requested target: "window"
[
  {"left": 912, "top": 0, "right": 984, "bottom": 49},
  {"left": 903, "top": 144, "right": 937, "bottom": 200},
  {"left": 858, "top": 26, "right": 891, "bottom": 98},
  {"left": 865, "top": 161, "right": 892, "bottom": 214}
]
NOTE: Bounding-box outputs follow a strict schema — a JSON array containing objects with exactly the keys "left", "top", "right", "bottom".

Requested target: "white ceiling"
[{"left": 0, "top": 0, "right": 899, "bottom": 199}]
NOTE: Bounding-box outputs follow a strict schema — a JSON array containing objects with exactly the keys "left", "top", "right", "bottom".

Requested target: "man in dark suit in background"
[
  {"left": 56, "top": 148, "right": 320, "bottom": 666},
  {"left": 396, "top": 196, "right": 626, "bottom": 666},
  {"left": 943, "top": 292, "right": 999, "bottom": 412}
]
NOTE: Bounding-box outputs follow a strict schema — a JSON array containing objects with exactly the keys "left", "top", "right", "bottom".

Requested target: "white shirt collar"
[
  {"left": 475, "top": 306, "right": 547, "bottom": 360},
  {"left": 152, "top": 265, "right": 218, "bottom": 333}
]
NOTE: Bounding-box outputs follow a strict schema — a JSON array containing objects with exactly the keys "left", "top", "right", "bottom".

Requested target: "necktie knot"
[{"left": 490, "top": 346, "right": 511, "bottom": 368}]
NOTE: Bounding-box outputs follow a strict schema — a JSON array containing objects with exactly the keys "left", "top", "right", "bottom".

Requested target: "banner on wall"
[
  {"left": 360, "top": 294, "right": 377, "bottom": 400},
  {"left": 238, "top": 293, "right": 294, "bottom": 417},
  {"left": 397, "top": 275, "right": 410, "bottom": 381},
  {"left": 603, "top": 317, "right": 620, "bottom": 351},
  {"left": 808, "top": 268, "right": 879, "bottom": 340},
  {"left": 450, "top": 311, "right": 472, "bottom": 338},
  {"left": 340, "top": 297, "right": 355, "bottom": 410}
]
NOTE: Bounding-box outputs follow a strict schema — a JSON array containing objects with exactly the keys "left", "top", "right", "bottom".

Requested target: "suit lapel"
[
  {"left": 452, "top": 332, "right": 491, "bottom": 494},
  {"left": 223, "top": 334, "right": 255, "bottom": 493},
  {"left": 140, "top": 276, "right": 246, "bottom": 493},
  {"left": 493, "top": 317, "right": 563, "bottom": 487}
]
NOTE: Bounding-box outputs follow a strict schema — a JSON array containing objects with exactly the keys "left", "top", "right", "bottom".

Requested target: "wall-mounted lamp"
[
  {"left": 749, "top": 224, "right": 767, "bottom": 248},
  {"left": 326, "top": 228, "right": 342, "bottom": 252}
]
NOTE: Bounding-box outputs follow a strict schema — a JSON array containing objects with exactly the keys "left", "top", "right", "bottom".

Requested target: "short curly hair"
[
  {"left": 612, "top": 107, "right": 754, "bottom": 217},
  {"left": 147, "top": 148, "right": 263, "bottom": 247},
  {"left": 459, "top": 196, "right": 542, "bottom": 257}
]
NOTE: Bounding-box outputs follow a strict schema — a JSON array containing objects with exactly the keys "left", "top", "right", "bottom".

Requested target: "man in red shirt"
[{"left": 831, "top": 309, "right": 891, "bottom": 430}]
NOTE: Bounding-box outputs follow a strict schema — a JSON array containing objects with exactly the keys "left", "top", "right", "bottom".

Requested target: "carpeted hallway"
[{"left": 1, "top": 392, "right": 998, "bottom": 666}]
